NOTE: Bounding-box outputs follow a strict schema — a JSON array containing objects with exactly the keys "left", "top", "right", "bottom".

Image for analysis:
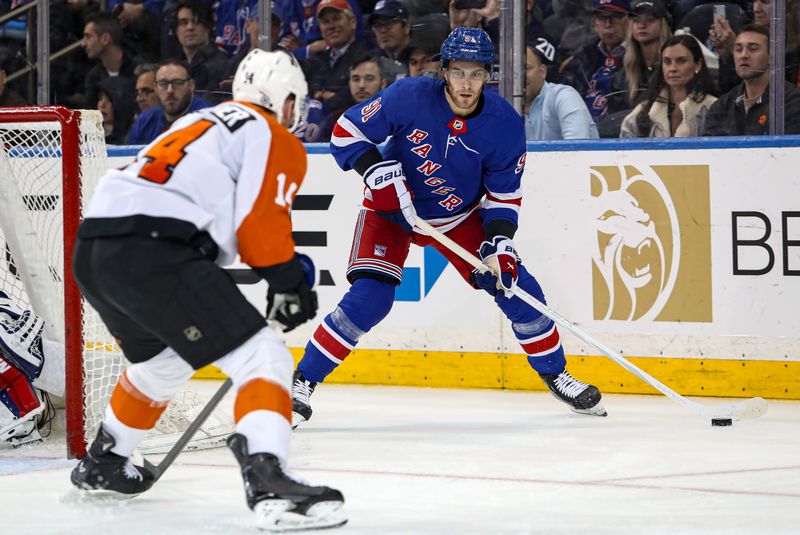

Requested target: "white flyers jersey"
[{"left": 84, "top": 101, "right": 306, "bottom": 268}]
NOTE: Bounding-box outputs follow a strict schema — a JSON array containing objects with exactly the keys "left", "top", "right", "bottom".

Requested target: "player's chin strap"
[{"left": 413, "top": 216, "right": 768, "bottom": 424}]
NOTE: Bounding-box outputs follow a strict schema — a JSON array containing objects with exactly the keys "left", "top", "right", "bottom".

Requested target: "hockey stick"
[
  {"left": 414, "top": 217, "right": 768, "bottom": 423},
  {"left": 143, "top": 378, "right": 233, "bottom": 481}
]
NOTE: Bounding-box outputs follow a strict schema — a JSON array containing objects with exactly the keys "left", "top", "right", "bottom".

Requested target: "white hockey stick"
[{"left": 414, "top": 217, "right": 768, "bottom": 423}]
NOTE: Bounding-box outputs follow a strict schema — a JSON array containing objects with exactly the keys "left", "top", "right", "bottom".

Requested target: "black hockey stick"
[{"left": 143, "top": 378, "right": 233, "bottom": 481}]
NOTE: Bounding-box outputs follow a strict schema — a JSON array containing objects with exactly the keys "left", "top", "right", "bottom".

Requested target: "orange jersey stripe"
[
  {"left": 233, "top": 378, "right": 292, "bottom": 425},
  {"left": 109, "top": 371, "right": 169, "bottom": 430},
  {"left": 237, "top": 102, "right": 307, "bottom": 268}
]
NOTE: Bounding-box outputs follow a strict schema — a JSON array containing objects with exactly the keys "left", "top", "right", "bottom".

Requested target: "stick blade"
[{"left": 733, "top": 397, "right": 768, "bottom": 420}]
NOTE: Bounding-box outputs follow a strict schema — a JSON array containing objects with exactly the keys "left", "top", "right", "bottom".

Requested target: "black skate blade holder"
[
  {"left": 413, "top": 217, "right": 768, "bottom": 425},
  {"left": 143, "top": 378, "right": 233, "bottom": 481}
]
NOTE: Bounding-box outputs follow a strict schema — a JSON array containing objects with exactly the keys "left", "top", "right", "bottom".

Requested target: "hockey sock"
[
  {"left": 233, "top": 378, "right": 292, "bottom": 463},
  {"left": 496, "top": 266, "right": 567, "bottom": 375},
  {"left": 298, "top": 278, "right": 395, "bottom": 382},
  {"left": 104, "top": 371, "right": 169, "bottom": 457}
]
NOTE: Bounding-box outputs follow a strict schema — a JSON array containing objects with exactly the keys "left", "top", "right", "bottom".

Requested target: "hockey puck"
[{"left": 711, "top": 418, "right": 733, "bottom": 426}]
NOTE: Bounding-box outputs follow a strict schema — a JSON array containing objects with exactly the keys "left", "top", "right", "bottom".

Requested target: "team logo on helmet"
[{"left": 591, "top": 164, "right": 712, "bottom": 322}]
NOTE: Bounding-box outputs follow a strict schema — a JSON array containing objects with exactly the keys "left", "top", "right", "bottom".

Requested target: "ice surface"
[{"left": 2, "top": 381, "right": 798, "bottom": 534}]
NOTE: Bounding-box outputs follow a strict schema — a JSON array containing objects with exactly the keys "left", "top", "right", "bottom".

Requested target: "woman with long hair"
[
  {"left": 620, "top": 34, "right": 718, "bottom": 137},
  {"left": 608, "top": 0, "right": 673, "bottom": 113}
]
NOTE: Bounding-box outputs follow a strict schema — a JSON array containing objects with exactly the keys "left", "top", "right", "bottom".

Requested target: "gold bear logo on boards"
[{"left": 591, "top": 165, "right": 712, "bottom": 322}]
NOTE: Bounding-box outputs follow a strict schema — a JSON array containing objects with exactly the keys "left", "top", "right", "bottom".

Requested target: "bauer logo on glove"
[{"left": 475, "top": 236, "right": 519, "bottom": 298}]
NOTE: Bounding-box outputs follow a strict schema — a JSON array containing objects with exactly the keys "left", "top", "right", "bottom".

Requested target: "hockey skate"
[
  {"left": 228, "top": 433, "right": 347, "bottom": 532},
  {"left": 290, "top": 370, "right": 316, "bottom": 429},
  {"left": 539, "top": 370, "right": 607, "bottom": 416},
  {"left": 70, "top": 425, "right": 155, "bottom": 498}
]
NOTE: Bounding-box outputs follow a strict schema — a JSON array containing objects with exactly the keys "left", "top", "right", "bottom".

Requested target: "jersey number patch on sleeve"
[{"left": 138, "top": 119, "right": 215, "bottom": 184}]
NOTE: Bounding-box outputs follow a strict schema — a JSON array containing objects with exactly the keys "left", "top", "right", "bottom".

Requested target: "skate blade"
[
  {"left": 291, "top": 411, "right": 309, "bottom": 430},
  {"left": 255, "top": 499, "right": 347, "bottom": 532},
  {"left": 570, "top": 400, "right": 608, "bottom": 417}
]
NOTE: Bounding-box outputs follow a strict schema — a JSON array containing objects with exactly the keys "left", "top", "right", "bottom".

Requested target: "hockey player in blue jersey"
[{"left": 291, "top": 27, "right": 607, "bottom": 426}]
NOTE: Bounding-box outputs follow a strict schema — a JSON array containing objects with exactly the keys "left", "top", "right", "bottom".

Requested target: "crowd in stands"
[{"left": 1, "top": 0, "right": 799, "bottom": 142}]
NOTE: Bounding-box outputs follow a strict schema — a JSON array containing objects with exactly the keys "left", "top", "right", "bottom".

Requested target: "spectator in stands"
[
  {"left": 525, "top": 36, "right": 599, "bottom": 140},
  {"left": 134, "top": 63, "right": 160, "bottom": 114},
  {"left": 82, "top": 11, "right": 138, "bottom": 109},
  {"left": 107, "top": 0, "right": 162, "bottom": 63},
  {"left": 171, "top": 0, "right": 231, "bottom": 104},
  {"left": 608, "top": 0, "right": 673, "bottom": 114},
  {"left": 349, "top": 55, "right": 391, "bottom": 104},
  {"left": 370, "top": 1, "right": 413, "bottom": 64},
  {"left": 703, "top": 24, "right": 800, "bottom": 135},
  {"left": 97, "top": 76, "right": 137, "bottom": 144},
  {"left": 127, "top": 59, "right": 210, "bottom": 144},
  {"left": 560, "top": 0, "right": 630, "bottom": 119},
  {"left": 0, "top": 50, "right": 25, "bottom": 106},
  {"left": 620, "top": 34, "right": 717, "bottom": 137},
  {"left": 305, "top": 0, "right": 373, "bottom": 116},
  {"left": 407, "top": 42, "right": 439, "bottom": 77},
  {"left": 279, "top": 0, "right": 365, "bottom": 61}
]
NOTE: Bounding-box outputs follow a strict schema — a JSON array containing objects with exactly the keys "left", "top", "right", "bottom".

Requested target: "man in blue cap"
[{"left": 370, "top": 0, "right": 413, "bottom": 64}]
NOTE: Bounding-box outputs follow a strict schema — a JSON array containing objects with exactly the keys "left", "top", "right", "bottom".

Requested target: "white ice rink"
[{"left": 2, "top": 381, "right": 799, "bottom": 534}]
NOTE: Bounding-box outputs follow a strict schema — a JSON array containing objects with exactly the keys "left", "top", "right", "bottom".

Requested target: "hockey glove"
[
  {"left": 363, "top": 160, "right": 417, "bottom": 233},
  {"left": 263, "top": 254, "right": 319, "bottom": 333},
  {"left": 474, "top": 236, "right": 519, "bottom": 298}
]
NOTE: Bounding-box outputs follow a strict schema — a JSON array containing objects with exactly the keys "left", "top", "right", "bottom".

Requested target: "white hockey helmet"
[{"left": 232, "top": 48, "right": 309, "bottom": 131}]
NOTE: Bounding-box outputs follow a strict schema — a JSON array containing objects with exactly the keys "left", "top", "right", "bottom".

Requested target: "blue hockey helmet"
[{"left": 439, "top": 26, "right": 494, "bottom": 67}]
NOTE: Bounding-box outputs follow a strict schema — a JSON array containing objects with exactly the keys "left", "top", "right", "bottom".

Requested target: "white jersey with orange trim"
[{"left": 84, "top": 101, "right": 306, "bottom": 268}]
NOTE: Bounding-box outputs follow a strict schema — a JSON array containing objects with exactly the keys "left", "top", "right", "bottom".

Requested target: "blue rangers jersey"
[{"left": 330, "top": 76, "right": 526, "bottom": 233}]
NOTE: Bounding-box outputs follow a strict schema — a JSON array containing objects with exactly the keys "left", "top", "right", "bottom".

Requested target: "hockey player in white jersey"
[{"left": 69, "top": 49, "right": 347, "bottom": 531}]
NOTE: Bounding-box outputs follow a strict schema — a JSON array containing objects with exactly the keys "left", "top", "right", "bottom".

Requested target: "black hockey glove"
[{"left": 256, "top": 255, "right": 319, "bottom": 333}]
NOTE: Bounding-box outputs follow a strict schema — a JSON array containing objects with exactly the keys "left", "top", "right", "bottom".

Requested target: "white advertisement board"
[{"left": 107, "top": 143, "right": 800, "bottom": 362}]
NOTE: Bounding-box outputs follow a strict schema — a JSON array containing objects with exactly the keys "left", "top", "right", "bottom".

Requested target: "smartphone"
[
  {"left": 454, "top": 0, "right": 487, "bottom": 9},
  {"left": 713, "top": 4, "right": 726, "bottom": 23}
]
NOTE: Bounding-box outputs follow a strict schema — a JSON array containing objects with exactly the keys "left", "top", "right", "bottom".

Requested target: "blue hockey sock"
[{"left": 298, "top": 278, "right": 395, "bottom": 383}]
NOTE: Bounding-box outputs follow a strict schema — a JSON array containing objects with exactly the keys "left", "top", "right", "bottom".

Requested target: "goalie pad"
[
  {"left": 0, "top": 291, "right": 45, "bottom": 381},
  {"left": 0, "top": 352, "right": 44, "bottom": 446}
]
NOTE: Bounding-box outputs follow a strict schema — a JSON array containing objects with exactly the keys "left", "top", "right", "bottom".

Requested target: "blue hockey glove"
[
  {"left": 475, "top": 236, "right": 519, "bottom": 298},
  {"left": 363, "top": 160, "right": 417, "bottom": 233}
]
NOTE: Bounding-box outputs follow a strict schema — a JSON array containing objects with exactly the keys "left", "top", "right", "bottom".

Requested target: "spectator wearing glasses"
[
  {"left": 171, "top": 0, "right": 231, "bottom": 104},
  {"left": 619, "top": 34, "right": 717, "bottom": 137},
  {"left": 128, "top": 59, "right": 211, "bottom": 144},
  {"left": 370, "top": 1, "right": 413, "bottom": 64},
  {"left": 134, "top": 63, "right": 160, "bottom": 115},
  {"left": 608, "top": 0, "right": 672, "bottom": 114},
  {"left": 525, "top": 36, "right": 599, "bottom": 140},
  {"left": 560, "top": 0, "right": 630, "bottom": 119}
]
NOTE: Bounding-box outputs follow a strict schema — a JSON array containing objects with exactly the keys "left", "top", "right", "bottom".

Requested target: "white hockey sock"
[
  {"left": 236, "top": 410, "right": 291, "bottom": 465},
  {"left": 104, "top": 405, "right": 150, "bottom": 458}
]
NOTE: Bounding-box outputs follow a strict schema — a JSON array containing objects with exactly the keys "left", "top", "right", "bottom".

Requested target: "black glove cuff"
[
  {"left": 253, "top": 255, "right": 305, "bottom": 293},
  {"left": 484, "top": 219, "right": 517, "bottom": 241}
]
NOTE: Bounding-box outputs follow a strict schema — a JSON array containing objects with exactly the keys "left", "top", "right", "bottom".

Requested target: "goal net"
[{"left": 0, "top": 106, "right": 232, "bottom": 457}]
